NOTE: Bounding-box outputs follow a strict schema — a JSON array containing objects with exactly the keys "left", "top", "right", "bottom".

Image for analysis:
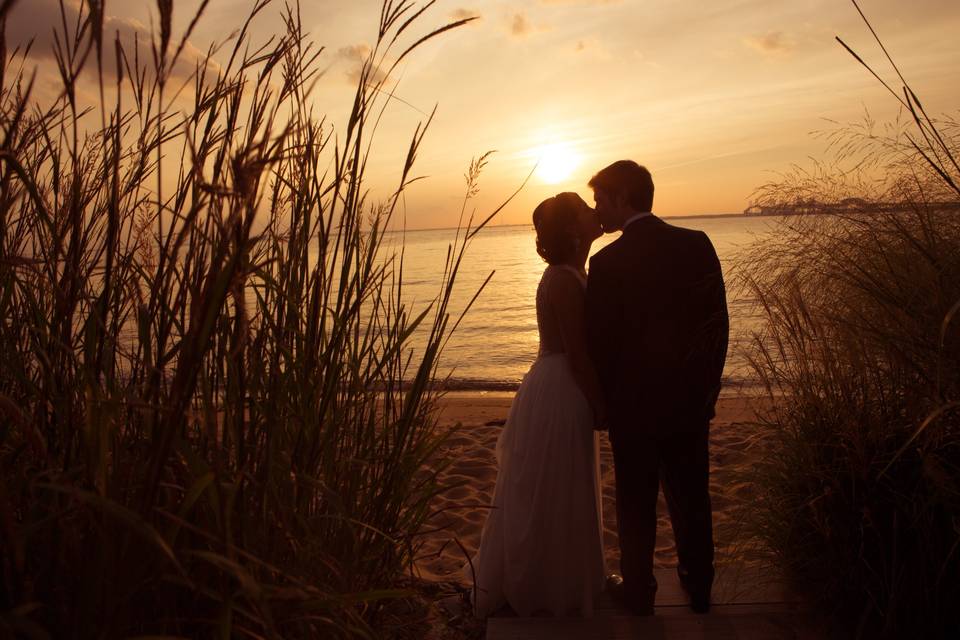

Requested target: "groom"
[{"left": 585, "top": 160, "right": 729, "bottom": 615}]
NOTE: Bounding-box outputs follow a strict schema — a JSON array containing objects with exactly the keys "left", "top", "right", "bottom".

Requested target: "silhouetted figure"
[
  {"left": 470, "top": 193, "right": 608, "bottom": 617},
  {"left": 586, "top": 160, "right": 728, "bottom": 615}
]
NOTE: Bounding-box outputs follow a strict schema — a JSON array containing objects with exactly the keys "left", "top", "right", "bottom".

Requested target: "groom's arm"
[
  {"left": 706, "top": 240, "right": 729, "bottom": 414},
  {"left": 586, "top": 252, "right": 620, "bottom": 414},
  {"left": 692, "top": 233, "right": 728, "bottom": 419}
]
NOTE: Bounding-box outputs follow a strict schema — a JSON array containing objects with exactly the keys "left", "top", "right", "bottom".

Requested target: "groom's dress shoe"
[
  {"left": 677, "top": 568, "right": 711, "bottom": 614},
  {"left": 605, "top": 573, "right": 654, "bottom": 616},
  {"left": 684, "top": 588, "right": 710, "bottom": 614}
]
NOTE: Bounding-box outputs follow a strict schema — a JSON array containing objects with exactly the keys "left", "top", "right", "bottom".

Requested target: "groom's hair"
[{"left": 588, "top": 160, "right": 654, "bottom": 212}]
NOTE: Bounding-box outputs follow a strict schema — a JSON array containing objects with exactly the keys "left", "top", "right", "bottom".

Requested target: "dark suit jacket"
[{"left": 586, "top": 215, "right": 729, "bottom": 436}]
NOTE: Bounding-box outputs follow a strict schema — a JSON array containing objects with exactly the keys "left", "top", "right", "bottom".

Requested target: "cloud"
[
  {"left": 6, "top": 0, "right": 218, "bottom": 84},
  {"left": 336, "top": 43, "right": 388, "bottom": 84},
  {"left": 337, "top": 43, "right": 373, "bottom": 63},
  {"left": 510, "top": 13, "right": 532, "bottom": 37},
  {"left": 742, "top": 31, "right": 796, "bottom": 56},
  {"left": 539, "top": 0, "right": 622, "bottom": 4},
  {"left": 572, "top": 38, "right": 612, "bottom": 59},
  {"left": 504, "top": 11, "right": 553, "bottom": 39},
  {"left": 450, "top": 8, "right": 481, "bottom": 22}
]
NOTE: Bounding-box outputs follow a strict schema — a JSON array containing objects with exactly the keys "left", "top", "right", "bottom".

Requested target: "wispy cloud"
[
  {"left": 742, "top": 31, "right": 796, "bottom": 56},
  {"left": 509, "top": 12, "right": 533, "bottom": 37},
  {"left": 539, "top": 0, "right": 623, "bottom": 5},
  {"left": 505, "top": 11, "right": 552, "bottom": 38},
  {"left": 572, "top": 38, "right": 612, "bottom": 60},
  {"left": 336, "top": 43, "right": 388, "bottom": 84},
  {"left": 450, "top": 8, "right": 481, "bottom": 23},
  {"left": 7, "top": 0, "right": 217, "bottom": 83}
]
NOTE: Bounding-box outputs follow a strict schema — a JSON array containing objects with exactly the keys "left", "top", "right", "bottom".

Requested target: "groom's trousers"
[{"left": 609, "top": 421, "right": 714, "bottom": 606}]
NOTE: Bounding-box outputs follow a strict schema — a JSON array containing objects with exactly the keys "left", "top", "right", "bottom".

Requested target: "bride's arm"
[{"left": 549, "top": 271, "right": 606, "bottom": 426}]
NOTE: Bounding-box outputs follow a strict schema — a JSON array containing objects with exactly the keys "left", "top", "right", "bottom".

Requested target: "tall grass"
[
  {"left": 737, "top": 3, "right": 960, "bottom": 637},
  {"left": 0, "top": 1, "right": 494, "bottom": 637}
]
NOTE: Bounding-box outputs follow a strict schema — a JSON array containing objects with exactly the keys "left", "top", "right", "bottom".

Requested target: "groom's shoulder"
[
  {"left": 660, "top": 218, "right": 704, "bottom": 239},
  {"left": 659, "top": 220, "right": 714, "bottom": 251},
  {"left": 590, "top": 236, "right": 625, "bottom": 267}
]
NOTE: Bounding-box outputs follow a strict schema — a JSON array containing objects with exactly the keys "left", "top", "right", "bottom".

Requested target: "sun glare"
[{"left": 533, "top": 142, "right": 580, "bottom": 184}]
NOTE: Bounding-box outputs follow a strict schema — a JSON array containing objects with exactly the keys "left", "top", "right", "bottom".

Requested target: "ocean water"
[{"left": 387, "top": 215, "right": 784, "bottom": 391}]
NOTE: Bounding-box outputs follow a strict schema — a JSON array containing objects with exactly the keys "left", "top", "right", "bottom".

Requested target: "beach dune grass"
[
  {"left": 737, "top": 10, "right": 960, "bottom": 636},
  {"left": 738, "top": 205, "right": 960, "bottom": 637},
  {"left": 0, "top": 1, "right": 487, "bottom": 637}
]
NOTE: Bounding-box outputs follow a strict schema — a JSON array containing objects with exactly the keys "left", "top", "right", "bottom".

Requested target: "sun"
[{"left": 533, "top": 142, "right": 581, "bottom": 184}]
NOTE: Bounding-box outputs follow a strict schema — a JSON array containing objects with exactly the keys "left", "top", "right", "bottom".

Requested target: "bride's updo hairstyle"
[{"left": 533, "top": 192, "right": 586, "bottom": 265}]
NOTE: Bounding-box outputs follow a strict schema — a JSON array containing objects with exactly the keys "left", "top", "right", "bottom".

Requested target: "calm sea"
[{"left": 386, "top": 215, "right": 783, "bottom": 392}]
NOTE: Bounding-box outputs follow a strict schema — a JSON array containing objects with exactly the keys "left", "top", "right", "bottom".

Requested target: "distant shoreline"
[
  {"left": 398, "top": 212, "right": 754, "bottom": 234},
  {"left": 662, "top": 212, "right": 747, "bottom": 221}
]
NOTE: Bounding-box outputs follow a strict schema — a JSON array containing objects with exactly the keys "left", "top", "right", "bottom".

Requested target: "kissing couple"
[{"left": 468, "top": 160, "right": 729, "bottom": 618}]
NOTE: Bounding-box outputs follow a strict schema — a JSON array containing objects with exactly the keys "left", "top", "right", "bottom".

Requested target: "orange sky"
[{"left": 12, "top": 0, "right": 960, "bottom": 229}]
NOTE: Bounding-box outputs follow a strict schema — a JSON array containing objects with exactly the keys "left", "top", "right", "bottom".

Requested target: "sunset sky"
[{"left": 12, "top": 0, "right": 960, "bottom": 229}]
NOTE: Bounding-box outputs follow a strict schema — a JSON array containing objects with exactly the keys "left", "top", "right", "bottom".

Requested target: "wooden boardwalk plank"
[
  {"left": 652, "top": 566, "right": 800, "bottom": 606},
  {"left": 486, "top": 566, "right": 824, "bottom": 640},
  {"left": 488, "top": 612, "right": 823, "bottom": 640}
]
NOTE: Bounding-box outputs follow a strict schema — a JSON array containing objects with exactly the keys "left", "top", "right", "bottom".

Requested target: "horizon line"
[{"left": 393, "top": 211, "right": 745, "bottom": 234}]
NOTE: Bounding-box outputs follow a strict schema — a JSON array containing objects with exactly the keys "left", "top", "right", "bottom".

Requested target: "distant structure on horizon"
[{"left": 744, "top": 198, "right": 960, "bottom": 216}]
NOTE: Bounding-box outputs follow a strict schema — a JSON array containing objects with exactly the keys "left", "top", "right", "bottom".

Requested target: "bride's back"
[{"left": 536, "top": 265, "right": 586, "bottom": 356}]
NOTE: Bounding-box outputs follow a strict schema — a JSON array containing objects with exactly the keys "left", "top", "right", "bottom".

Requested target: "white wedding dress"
[{"left": 469, "top": 264, "right": 606, "bottom": 617}]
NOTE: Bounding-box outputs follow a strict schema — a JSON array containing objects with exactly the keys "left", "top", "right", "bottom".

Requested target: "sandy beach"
[{"left": 415, "top": 393, "right": 767, "bottom": 582}]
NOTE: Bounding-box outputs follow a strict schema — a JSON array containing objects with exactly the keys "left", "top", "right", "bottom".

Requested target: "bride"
[{"left": 469, "top": 192, "right": 607, "bottom": 617}]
